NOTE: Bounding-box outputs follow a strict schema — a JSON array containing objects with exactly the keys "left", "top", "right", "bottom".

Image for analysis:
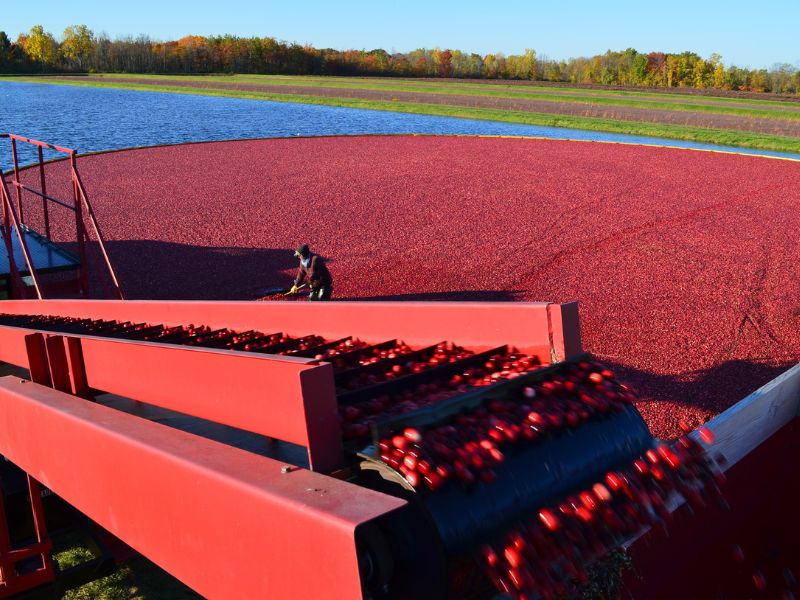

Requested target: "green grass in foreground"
[
  {"left": 54, "top": 535, "right": 199, "bottom": 600},
  {"left": 9, "top": 76, "right": 800, "bottom": 155}
]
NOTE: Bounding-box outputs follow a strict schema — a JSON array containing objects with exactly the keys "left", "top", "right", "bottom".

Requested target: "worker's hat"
[{"left": 294, "top": 244, "right": 310, "bottom": 258}]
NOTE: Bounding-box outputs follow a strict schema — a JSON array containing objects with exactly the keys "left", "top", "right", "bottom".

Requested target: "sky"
[{"left": 4, "top": 0, "right": 799, "bottom": 69}]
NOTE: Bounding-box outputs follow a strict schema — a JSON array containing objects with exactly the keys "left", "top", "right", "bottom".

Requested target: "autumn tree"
[
  {"left": 646, "top": 52, "right": 666, "bottom": 86},
  {"left": 709, "top": 54, "right": 727, "bottom": 89},
  {"left": 541, "top": 54, "right": 562, "bottom": 82},
  {"left": 749, "top": 69, "right": 769, "bottom": 92},
  {"left": 61, "top": 24, "right": 94, "bottom": 70},
  {"left": 4, "top": 23, "right": 799, "bottom": 94},
  {"left": 433, "top": 48, "right": 453, "bottom": 78},
  {"left": 631, "top": 52, "right": 648, "bottom": 85},
  {"left": 767, "top": 63, "right": 799, "bottom": 93},
  {"left": 0, "top": 32, "right": 10, "bottom": 67},
  {"left": 23, "top": 25, "right": 57, "bottom": 71},
  {"left": 512, "top": 49, "right": 537, "bottom": 79}
]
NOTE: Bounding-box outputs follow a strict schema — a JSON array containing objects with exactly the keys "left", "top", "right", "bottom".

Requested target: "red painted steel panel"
[
  {"left": 77, "top": 336, "right": 342, "bottom": 470},
  {"left": 0, "top": 326, "right": 343, "bottom": 472},
  {"left": 0, "top": 326, "right": 34, "bottom": 367},
  {"left": 77, "top": 337, "right": 329, "bottom": 443},
  {"left": 0, "top": 299, "right": 571, "bottom": 358},
  {"left": 0, "top": 377, "right": 405, "bottom": 599}
]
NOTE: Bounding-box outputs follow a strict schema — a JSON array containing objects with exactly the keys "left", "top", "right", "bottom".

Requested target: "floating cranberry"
[
  {"left": 481, "top": 545, "right": 500, "bottom": 568},
  {"left": 404, "top": 470, "right": 420, "bottom": 488},
  {"left": 391, "top": 435, "right": 407, "bottom": 450},
  {"left": 424, "top": 472, "right": 443, "bottom": 491},
  {"left": 403, "top": 427, "right": 422, "bottom": 443},
  {"left": 538, "top": 509, "right": 560, "bottom": 532},
  {"left": 752, "top": 570, "right": 767, "bottom": 591},
  {"left": 698, "top": 427, "right": 715, "bottom": 445},
  {"left": 504, "top": 547, "right": 524, "bottom": 569}
]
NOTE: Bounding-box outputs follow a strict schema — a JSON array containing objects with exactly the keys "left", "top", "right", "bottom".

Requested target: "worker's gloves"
[{"left": 287, "top": 285, "right": 300, "bottom": 295}]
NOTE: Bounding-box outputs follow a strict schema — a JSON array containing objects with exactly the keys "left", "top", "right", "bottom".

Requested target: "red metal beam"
[
  {"left": 0, "top": 299, "right": 582, "bottom": 359},
  {"left": 0, "top": 376, "right": 405, "bottom": 599},
  {"left": 0, "top": 327, "right": 343, "bottom": 472}
]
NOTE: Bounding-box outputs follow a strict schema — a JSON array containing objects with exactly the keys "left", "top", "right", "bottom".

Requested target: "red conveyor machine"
[{"left": 0, "top": 299, "right": 729, "bottom": 599}]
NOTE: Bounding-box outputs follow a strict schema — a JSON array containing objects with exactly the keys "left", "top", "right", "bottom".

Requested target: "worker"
[{"left": 287, "top": 244, "right": 333, "bottom": 301}]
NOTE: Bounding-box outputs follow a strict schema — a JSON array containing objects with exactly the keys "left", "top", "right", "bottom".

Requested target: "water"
[{"left": 2, "top": 80, "right": 799, "bottom": 171}]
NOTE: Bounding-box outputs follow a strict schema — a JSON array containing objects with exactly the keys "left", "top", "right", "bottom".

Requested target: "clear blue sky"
[{"left": 4, "top": 0, "right": 799, "bottom": 69}]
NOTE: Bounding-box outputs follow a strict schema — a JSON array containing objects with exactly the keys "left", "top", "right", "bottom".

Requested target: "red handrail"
[
  {"left": 1, "top": 133, "right": 124, "bottom": 300},
  {"left": 0, "top": 133, "right": 77, "bottom": 155},
  {"left": 73, "top": 167, "right": 124, "bottom": 299}
]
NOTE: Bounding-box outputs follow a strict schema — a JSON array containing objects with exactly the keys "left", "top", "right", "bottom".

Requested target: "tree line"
[{"left": 2, "top": 24, "right": 799, "bottom": 94}]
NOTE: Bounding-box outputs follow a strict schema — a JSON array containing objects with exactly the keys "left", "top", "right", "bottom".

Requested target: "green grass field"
[
  {"left": 51, "top": 533, "right": 199, "bottom": 600},
  {"left": 7, "top": 73, "right": 800, "bottom": 154},
  {"left": 83, "top": 73, "right": 800, "bottom": 111}
]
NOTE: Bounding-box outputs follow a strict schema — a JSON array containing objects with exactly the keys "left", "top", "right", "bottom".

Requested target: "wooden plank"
[{"left": 702, "top": 361, "right": 800, "bottom": 469}]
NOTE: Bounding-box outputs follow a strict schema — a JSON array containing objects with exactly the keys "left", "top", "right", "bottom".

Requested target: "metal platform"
[
  {"left": 0, "top": 226, "right": 80, "bottom": 299},
  {"left": 1, "top": 225, "right": 80, "bottom": 277}
]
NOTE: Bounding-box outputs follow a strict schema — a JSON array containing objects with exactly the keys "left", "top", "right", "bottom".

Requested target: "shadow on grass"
[
  {"left": 52, "top": 531, "right": 200, "bottom": 600},
  {"left": 60, "top": 557, "right": 200, "bottom": 600}
]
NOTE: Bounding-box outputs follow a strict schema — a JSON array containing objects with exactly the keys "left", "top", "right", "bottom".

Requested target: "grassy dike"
[
  {"left": 94, "top": 73, "right": 800, "bottom": 111},
  {"left": 9, "top": 75, "right": 800, "bottom": 155}
]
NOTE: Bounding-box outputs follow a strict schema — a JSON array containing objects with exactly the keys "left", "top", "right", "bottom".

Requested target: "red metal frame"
[
  {"left": 0, "top": 479, "right": 55, "bottom": 599},
  {"left": 1, "top": 133, "right": 124, "bottom": 300},
  {"left": 0, "top": 376, "right": 405, "bottom": 599},
  {"left": 0, "top": 482, "right": 55, "bottom": 598},
  {"left": 0, "top": 334, "right": 56, "bottom": 598}
]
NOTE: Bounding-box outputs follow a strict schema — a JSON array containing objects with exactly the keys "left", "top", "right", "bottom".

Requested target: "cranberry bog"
[
  {"left": 14, "top": 134, "right": 800, "bottom": 440},
  {"left": 6, "top": 134, "right": 800, "bottom": 597}
]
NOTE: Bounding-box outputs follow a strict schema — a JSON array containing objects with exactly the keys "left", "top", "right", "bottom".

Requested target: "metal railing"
[{"left": 1, "top": 134, "right": 124, "bottom": 299}]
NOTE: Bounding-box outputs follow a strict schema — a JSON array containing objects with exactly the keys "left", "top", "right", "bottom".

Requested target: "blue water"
[{"left": 2, "top": 80, "right": 799, "bottom": 171}]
